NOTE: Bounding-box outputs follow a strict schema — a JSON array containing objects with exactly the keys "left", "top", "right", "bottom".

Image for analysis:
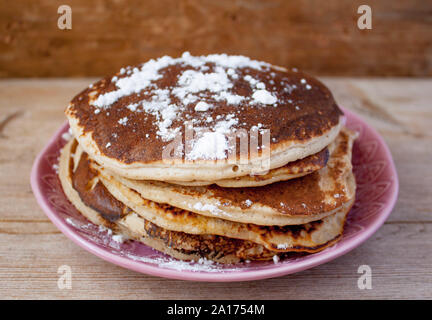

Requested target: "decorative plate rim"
[{"left": 30, "top": 107, "right": 399, "bottom": 282}]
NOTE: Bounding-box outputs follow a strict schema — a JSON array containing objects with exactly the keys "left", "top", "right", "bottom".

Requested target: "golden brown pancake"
[
  {"left": 66, "top": 53, "right": 343, "bottom": 181},
  {"left": 58, "top": 139, "right": 354, "bottom": 263},
  {"left": 102, "top": 128, "right": 357, "bottom": 226}
]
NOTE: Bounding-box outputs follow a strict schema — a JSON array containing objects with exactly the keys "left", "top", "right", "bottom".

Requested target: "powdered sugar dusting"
[
  {"left": 252, "top": 89, "right": 277, "bottom": 105},
  {"left": 173, "top": 67, "right": 233, "bottom": 100},
  {"left": 64, "top": 219, "right": 245, "bottom": 273},
  {"left": 88, "top": 52, "right": 294, "bottom": 159},
  {"left": 92, "top": 56, "right": 176, "bottom": 108},
  {"left": 124, "top": 253, "right": 245, "bottom": 273},
  {"left": 191, "top": 201, "right": 232, "bottom": 217},
  {"left": 188, "top": 131, "right": 228, "bottom": 160},
  {"left": 194, "top": 101, "right": 211, "bottom": 112},
  {"left": 187, "top": 116, "right": 239, "bottom": 160},
  {"left": 244, "top": 199, "right": 253, "bottom": 207},
  {"left": 92, "top": 52, "right": 269, "bottom": 110},
  {"left": 118, "top": 117, "right": 128, "bottom": 126}
]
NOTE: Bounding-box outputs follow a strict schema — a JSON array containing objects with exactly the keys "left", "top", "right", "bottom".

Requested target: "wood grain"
[
  {"left": 0, "top": 78, "right": 431, "bottom": 299},
  {"left": 1, "top": 0, "right": 431, "bottom": 78}
]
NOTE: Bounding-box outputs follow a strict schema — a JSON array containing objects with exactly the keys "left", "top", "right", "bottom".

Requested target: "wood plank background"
[
  {"left": 0, "top": 77, "right": 431, "bottom": 299},
  {"left": 1, "top": 0, "right": 431, "bottom": 78}
]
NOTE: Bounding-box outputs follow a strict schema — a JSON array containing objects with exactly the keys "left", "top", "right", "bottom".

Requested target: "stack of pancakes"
[{"left": 59, "top": 53, "right": 357, "bottom": 263}]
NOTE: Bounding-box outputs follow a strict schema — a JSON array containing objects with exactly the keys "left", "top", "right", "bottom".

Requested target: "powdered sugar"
[
  {"left": 118, "top": 117, "right": 128, "bottom": 125},
  {"left": 125, "top": 253, "right": 245, "bottom": 273},
  {"left": 126, "top": 103, "right": 140, "bottom": 112},
  {"left": 93, "top": 52, "right": 269, "bottom": 110},
  {"left": 252, "top": 90, "right": 277, "bottom": 105},
  {"left": 63, "top": 215, "right": 269, "bottom": 273},
  {"left": 98, "top": 224, "right": 113, "bottom": 235},
  {"left": 244, "top": 74, "right": 258, "bottom": 87},
  {"left": 188, "top": 131, "right": 228, "bottom": 160},
  {"left": 112, "top": 234, "right": 127, "bottom": 243},
  {"left": 88, "top": 52, "right": 288, "bottom": 158},
  {"left": 191, "top": 201, "right": 232, "bottom": 217},
  {"left": 186, "top": 116, "right": 239, "bottom": 160},
  {"left": 214, "top": 91, "right": 245, "bottom": 104},
  {"left": 194, "top": 101, "right": 211, "bottom": 112},
  {"left": 136, "top": 89, "right": 180, "bottom": 141}
]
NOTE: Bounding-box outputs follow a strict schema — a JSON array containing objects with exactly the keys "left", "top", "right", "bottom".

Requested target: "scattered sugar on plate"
[
  {"left": 124, "top": 253, "right": 240, "bottom": 273},
  {"left": 98, "top": 225, "right": 113, "bottom": 236},
  {"left": 186, "top": 116, "right": 238, "bottom": 161},
  {"left": 112, "top": 234, "right": 127, "bottom": 243},
  {"left": 187, "top": 131, "right": 228, "bottom": 160}
]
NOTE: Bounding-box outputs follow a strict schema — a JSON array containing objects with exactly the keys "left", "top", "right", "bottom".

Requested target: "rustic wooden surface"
[
  {"left": 0, "top": 77, "right": 431, "bottom": 299},
  {"left": 1, "top": 0, "right": 431, "bottom": 78}
]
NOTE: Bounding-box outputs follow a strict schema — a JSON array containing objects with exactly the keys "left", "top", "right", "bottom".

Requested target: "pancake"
[
  {"left": 59, "top": 140, "right": 353, "bottom": 263},
  {"left": 101, "top": 170, "right": 353, "bottom": 253},
  {"left": 167, "top": 147, "right": 329, "bottom": 187},
  {"left": 66, "top": 52, "right": 343, "bottom": 181},
  {"left": 70, "top": 143, "right": 353, "bottom": 252},
  {"left": 102, "top": 128, "right": 357, "bottom": 226},
  {"left": 58, "top": 140, "right": 275, "bottom": 263}
]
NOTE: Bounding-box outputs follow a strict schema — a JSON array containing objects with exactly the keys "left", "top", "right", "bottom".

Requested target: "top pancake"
[{"left": 66, "top": 52, "right": 343, "bottom": 181}]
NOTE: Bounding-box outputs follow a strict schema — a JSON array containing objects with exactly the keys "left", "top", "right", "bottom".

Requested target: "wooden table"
[{"left": 0, "top": 78, "right": 431, "bottom": 299}]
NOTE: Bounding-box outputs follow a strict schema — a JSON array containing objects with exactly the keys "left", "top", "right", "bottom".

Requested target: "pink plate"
[{"left": 31, "top": 107, "right": 398, "bottom": 282}]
